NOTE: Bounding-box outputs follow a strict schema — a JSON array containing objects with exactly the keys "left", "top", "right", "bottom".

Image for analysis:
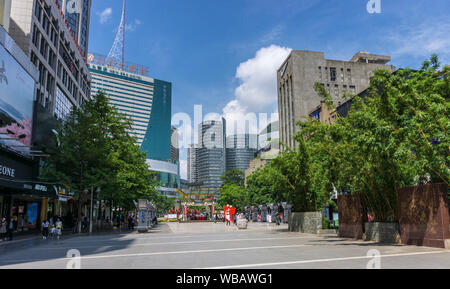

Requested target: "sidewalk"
[{"left": 0, "top": 228, "right": 136, "bottom": 246}]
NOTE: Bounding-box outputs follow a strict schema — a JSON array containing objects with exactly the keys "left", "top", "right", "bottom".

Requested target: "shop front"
[{"left": 0, "top": 148, "right": 52, "bottom": 233}]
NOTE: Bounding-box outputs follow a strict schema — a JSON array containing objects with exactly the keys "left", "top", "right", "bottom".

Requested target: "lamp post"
[{"left": 89, "top": 187, "right": 101, "bottom": 234}]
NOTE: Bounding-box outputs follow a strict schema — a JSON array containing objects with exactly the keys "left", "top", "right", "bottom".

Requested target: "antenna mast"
[{"left": 107, "top": 0, "right": 126, "bottom": 69}]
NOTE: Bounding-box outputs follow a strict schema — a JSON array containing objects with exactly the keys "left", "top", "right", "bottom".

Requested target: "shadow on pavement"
[{"left": 0, "top": 225, "right": 168, "bottom": 267}]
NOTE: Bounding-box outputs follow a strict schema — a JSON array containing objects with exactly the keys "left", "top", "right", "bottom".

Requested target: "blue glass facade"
[{"left": 141, "top": 79, "right": 172, "bottom": 162}]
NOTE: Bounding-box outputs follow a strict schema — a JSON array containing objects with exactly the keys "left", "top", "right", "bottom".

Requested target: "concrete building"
[
  {"left": 197, "top": 119, "right": 226, "bottom": 189},
  {"left": 226, "top": 134, "right": 258, "bottom": 173},
  {"left": 244, "top": 121, "right": 280, "bottom": 180},
  {"left": 277, "top": 50, "right": 395, "bottom": 149},
  {"left": 88, "top": 56, "right": 178, "bottom": 196}
]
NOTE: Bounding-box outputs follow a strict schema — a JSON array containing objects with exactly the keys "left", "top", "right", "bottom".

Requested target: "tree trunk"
[{"left": 77, "top": 198, "right": 83, "bottom": 234}]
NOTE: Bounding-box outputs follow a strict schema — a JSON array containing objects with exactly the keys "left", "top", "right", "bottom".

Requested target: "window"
[
  {"left": 330, "top": 67, "right": 337, "bottom": 82},
  {"left": 347, "top": 69, "right": 352, "bottom": 83},
  {"left": 34, "top": 2, "right": 42, "bottom": 21},
  {"left": 55, "top": 87, "right": 74, "bottom": 120}
]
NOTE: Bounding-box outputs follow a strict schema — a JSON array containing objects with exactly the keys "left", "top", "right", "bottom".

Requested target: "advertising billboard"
[{"left": 0, "top": 43, "right": 35, "bottom": 154}]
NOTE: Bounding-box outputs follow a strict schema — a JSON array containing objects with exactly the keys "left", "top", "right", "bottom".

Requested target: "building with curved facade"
[
  {"left": 196, "top": 119, "right": 226, "bottom": 189},
  {"left": 88, "top": 57, "right": 179, "bottom": 196}
]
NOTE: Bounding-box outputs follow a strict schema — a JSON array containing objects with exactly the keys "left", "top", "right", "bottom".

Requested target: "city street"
[{"left": 0, "top": 223, "right": 449, "bottom": 269}]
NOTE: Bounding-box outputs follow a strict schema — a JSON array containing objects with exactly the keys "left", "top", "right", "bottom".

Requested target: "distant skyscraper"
[
  {"left": 171, "top": 126, "right": 179, "bottom": 164},
  {"left": 197, "top": 119, "right": 226, "bottom": 189},
  {"left": 226, "top": 134, "right": 258, "bottom": 173},
  {"left": 187, "top": 144, "right": 198, "bottom": 184}
]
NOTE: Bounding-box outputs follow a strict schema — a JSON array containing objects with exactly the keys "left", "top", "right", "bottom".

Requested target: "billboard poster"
[
  {"left": 0, "top": 43, "right": 35, "bottom": 154},
  {"left": 26, "top": 202, "right": 38, "bottom": 229}
]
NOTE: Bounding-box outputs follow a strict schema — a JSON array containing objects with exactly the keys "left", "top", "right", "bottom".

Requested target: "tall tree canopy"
[{"left": 41, "top": 92, "right": 161, "bottom": 230}]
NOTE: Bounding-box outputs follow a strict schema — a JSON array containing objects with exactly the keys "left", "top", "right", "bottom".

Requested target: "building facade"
[
  {"left": 277, "top": 50, "right": 395, "bottom": 149},
  {"left": 197, "top": 119, "right": 226, "bottom": 189},
  {"left": 225, "top": 134, "right": 258, "bottom": 173},
  {"left": 88, "top": 57, "right": 179, "bottom": 196},
  {"left": 0, "top": 23, "right": 56, "bottom": 233},
  {"left": 0, "top": 0, "right": 11, "bottom": 32},
  {"left": 187, "top": 144, "right": 198, "bottom": 184},
  {"left": 56, "top": 0, "right": 91, "bottom": 57},
  {"left": 3, "top": 0, "right": 92, "bottom": 230},
  {"left": 9, "top": 0, "right": 92, "bottom": 124}
]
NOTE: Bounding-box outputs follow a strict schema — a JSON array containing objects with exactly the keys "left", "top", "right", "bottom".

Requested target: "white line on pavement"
[
  {"left": 200, "top": 250, "right": 450, "bottom": 269},
  {"left": 0, "top": 244, "right": 309, "bottom": 264},
  {"left": 35, "top": 236, "right": 315, "bottom": 250}
]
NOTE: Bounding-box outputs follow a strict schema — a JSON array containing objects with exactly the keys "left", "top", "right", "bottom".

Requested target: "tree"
[
  {"left": 41, "top": 92, "right": 159, "bottom": 231},
  {"left": 221, "top": 169, "right": 245, "bottom": 187},
  {"left": 245, "top": 166, "right": 285, "bottom": 206},
  {"left": 217, "top": 183, "right": 247, "bottom": 211},
  {"left": 293, "top": 55, "right": 449, "bottom": 221}
]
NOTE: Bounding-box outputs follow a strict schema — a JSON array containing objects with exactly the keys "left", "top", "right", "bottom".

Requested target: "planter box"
[
  {"left": 364, "top": 222, "right": 401, "bottom": 243},
  {"left": 338, "top": 194, "right": 366, "bottom": 239},
  {"left": 397, "top": 184, "right": 450, "bottom": 249},
  {"left": 288, "top": 212, "right": 322, "bottom": 234},
  {"left": 237, "top": 219, "right": 248, "bottom": 230}
]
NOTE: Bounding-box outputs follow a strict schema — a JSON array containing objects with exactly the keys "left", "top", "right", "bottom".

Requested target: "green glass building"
[{"left": 88, "top": 55, "right": 179, "bottom": 195}]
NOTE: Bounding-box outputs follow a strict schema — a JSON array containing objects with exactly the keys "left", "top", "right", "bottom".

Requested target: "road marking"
[
  {"left": 200, "top": 250, "right": 450, "bottom": 269},
  {"left": 0, "top": 244, "right": 309, "bottom": 264},
  {"left": 41, "top": 236, "right": 315, "bottom": 250}
]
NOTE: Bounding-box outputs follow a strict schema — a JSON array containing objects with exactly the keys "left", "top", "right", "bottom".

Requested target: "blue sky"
[{"left": 88, "top": 0, "right": 450, "bottom": 178}]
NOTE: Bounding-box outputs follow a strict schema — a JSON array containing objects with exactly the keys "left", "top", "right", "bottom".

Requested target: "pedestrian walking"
[
  {"left": 55, "top": 218, "right": 63, "bottom": 240},
  {"left": 275, "top": 211, "right": 281, "bottom": 226},
  {"left": 8, "top": 219, "right": 14, "bottom": 241},
  {"left": 42, "top": 220, "right": 50, "bottom": 239},
  {"left": 72, "top": 217, "right": 78, "bottom": 234},
  {"left": 0, "top": 218, "right": 7, "bottom": 240}
]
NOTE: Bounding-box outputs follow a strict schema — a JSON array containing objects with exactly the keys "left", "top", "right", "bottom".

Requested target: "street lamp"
[{"left": 89, "top": 187, "right": 101, "bottom": 234}]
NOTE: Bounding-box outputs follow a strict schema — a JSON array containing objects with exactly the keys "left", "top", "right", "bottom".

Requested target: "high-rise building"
[
  {"left": 277, "top": 50, "right": 395, "bottom": 149},
  {"left": 56, "top": 0, "right": 91, "bottom": 57},
  {"left": 258, "top": 121, "right": 279, "bottom": 151},
  {"left": 170, "top": 126, "right": 179, "bottom": 164},
  {"left": 8, "top": 0, "right": 92, "bottom": 148},
  {"left": 225, "top": 134, "right": 258, "bottom": 173},
  {"left": 197, "top": 119, "right": 226, "bottom": 189},
  {"left": 88, "top": 55, "right": 178, "bottom": 196}
]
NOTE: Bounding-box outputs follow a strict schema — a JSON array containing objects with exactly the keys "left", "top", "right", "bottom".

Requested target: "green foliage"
[
  {"left": 322, "top": 218, "right": 330, "bottom": 230},
  {"left": 294, "top": 55, "right": 449, "bottom": 222},
  {"left": 41, "top": 91, "right": 160, "bottom": 217},
  {"left": 218, "top": 183, "right": 247, "bottom": 211},
  {"left": 221, "top": 169, "right": 245, "bottom": 187},
  {"left": 245, "top": 166, "right": 286, "bottom": 206},
  {"left": 243, "top": 55, "right": 448, "bottom": 221}
]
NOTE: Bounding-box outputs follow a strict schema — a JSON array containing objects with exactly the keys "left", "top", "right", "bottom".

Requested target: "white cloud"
[
  {"left": 125, "top": 19, "right": 143, "bottom": 32},
  {"left": 223, "top": 44, "right": 292, "bottom": 135},
  {"left": 387, "top": 21, "right": 450, "bottom": 63},
  {"left": 97, "top": 8, "right": 112, "bottom": 24}
]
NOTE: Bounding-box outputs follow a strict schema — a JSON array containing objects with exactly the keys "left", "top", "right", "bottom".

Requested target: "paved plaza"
[{"left": 0, "top": 222, "right": 449, "bottom": 269}]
